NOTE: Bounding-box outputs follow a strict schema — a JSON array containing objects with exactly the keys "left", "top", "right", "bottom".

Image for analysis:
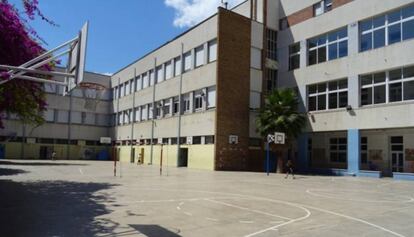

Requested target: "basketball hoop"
[{"left": 78, "top": 82, "right": 106, "bottom": 111}]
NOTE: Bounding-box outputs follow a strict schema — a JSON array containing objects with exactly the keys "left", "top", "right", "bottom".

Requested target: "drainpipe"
[
  {"left": 176, "top": 43, "right": 184, "bottom": 165},
  {"left": 150, "top": 58, "right": 157, "bottom": 165}
]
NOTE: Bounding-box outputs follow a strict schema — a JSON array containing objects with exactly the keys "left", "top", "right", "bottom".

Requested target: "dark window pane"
[
  {"left": 328, "top": 81, "right": 337, "bottom": 91},
  {"left": 318, "top": 46, "right": 326, "bottom": 63},
  {"left": 308, "top": 38, "right": 317, "bottom": 48},
  {"left": 338, "top": 79, "right": 347, "bottom": 89},
  {"left": 328, "top": 43, "right": 338, "bottom": 60},
  {"left": 360, "top": 19, "right": 372, "bottom": 31},
  {"left": 361, "top": 88, "right": 372, "bottom": 105},
  {"left": 289, "top": 55, "right": 300, "bottom": 70},
  {"left": 389, "top": 82, "right": 402, "bottom": 102},
  {"left": 318, "top": 35, "right": 327, "bottom": 45},
  {"left": 289, "top": 43, "right": 300, "bottom": 53},
  {"left": 308, "top": 96, "right": 317, "bottom": 111},
  {"left": 391, "top": 145, "right": 404, "bottom": 151},
  {"left": 402, "top": 20, "right": 414, "bottom": 40},
  {"left": 328, "top": 31, "right": 338, "bottom": 42},
  {"left": 339, "top": 138, "right": 347, "bottom": 144},
  {"left": 373, "top": 28, "right": 385, "bottom": 49},
  {"left": 389, "top": 69, "right": 402, "bottom": 81},
  {"left": 318, "top": 83, "right": 327, "bottom": 92},
  {"left": 374, "top": 72, "right": 386, "bottom": 83},
  {"left": 330, "top": 152, "right": 338, "bottom": 162},
  {"left": 338, "top": 27, "right": 347, "bottom": 39},
  {"left": 361, "top": 145, "right": 368, "bottom": 150},
  {"left": 338, "top": 41, "right": 348, "bottom": 58},
  {"left": 402, "top": 5, "right": 414, "bottom": 19},
  {"left": 360, "top": 33, "right": 372, "bottom": 52},
  {"left": 309, "top": 50, "right": 317, "bottom": 65},
  {"left": 330, "top": 138, "right": 337, "bottom": 144},
  {"left": 404, "top": 66, "right": 414, "bottom": 78},
  {"left": 338, "top": 153, "right": 347, "bottom": 162},
  {"left": 374, "top": 85, "right": 386, "bottom": 104},
  {"left": 339, "top": 91, "right": 348, "bottom": 107},
  {"left": 317, "top": 94, "right": 326, "bottom": 110},
  {"left": 361, "top": 153, "right": 368, "bottom": 164},
  {"left": 329, "top": 93, "right": 338, "bottom": 109},
  {"left": 308, "top": 85, "right": 317, "bottom": 94},
  {"left": 373, "top": 15, "right": 386, "bottom": 28},
  {"left": 388, "top": 24, "right": 401, "bottom": 45},
  {"left": 388, "top": 10, "right": 401, "bottom": 23},
  {"left": 404, "top": 80, "right": 414, "bottom": 100},
  {"left": 391, "top": 136, "right": 403, "bottom": 143},
  {"left": 361, "top": 75, "right": 372, "bottom": 85}
]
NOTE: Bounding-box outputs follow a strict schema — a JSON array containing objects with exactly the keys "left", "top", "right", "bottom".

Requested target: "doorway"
[
  {"left": 39, "top": 146, "right": 53, "bottom": 160},
  {"left": 390, "top": 136, "right": 404, "bottom": 173},
  {"left": 131, "top": 148, "right": 135, "bottom": 163},
  {"left": 178, "top": 148, "right": 188, "bottom": 167},
  {"left": 0, "top": 144, "right": 4, "bottom": 159}
]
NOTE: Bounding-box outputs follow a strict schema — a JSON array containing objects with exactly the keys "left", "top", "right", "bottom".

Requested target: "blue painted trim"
[
  {"left": 393, "top": 172, "right": 414, "bottom": 181},
  {"left": 358, "top": 170, "right": 381, "bottom": 178},
  {"left": 347, "top": 129, "right": 360, "bottom": 175}
]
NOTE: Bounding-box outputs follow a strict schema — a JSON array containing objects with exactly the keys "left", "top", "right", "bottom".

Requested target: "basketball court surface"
[{"left": 1, "top": 160, "right": 414, "bottom": 237}]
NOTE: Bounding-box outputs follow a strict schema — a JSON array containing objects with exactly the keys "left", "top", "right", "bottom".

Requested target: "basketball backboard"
[{"left": 0, "top": 22, "right": 89, "bottom": 96}]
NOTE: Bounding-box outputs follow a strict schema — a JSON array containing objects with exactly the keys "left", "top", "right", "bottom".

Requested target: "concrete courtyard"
[{"left": 0, "top": 160, "right": 414, "bottom": 237}]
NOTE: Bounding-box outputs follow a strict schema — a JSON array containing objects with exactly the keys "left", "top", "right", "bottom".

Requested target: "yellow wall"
[{"left": 116, "top": 144, "right": 215, "bottom": 170}]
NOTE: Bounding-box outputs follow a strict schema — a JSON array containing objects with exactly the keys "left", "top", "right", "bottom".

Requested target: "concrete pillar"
[
  {"left": 299, "top": 40, "right": 307, "bottom": 69},
  {"left": 189, "top": 92, "right": 194, "bottom": 113},
  {"left": 297, "top": 133, "right": 309, "bottom": 172},
  {"left": 298, "top": 85, "right": 307, "bottom": 113},
  {"left": 348, "top": 75, "right": 359, "bottom": 109},
  {"left": 347, "top": 129, "right": 360, "bottom": 175},
  {"left": 348, "top": 22, "right": 359, "bottom": 56}
]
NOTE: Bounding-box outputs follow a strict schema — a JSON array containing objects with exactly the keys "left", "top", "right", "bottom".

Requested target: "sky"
[{"left": 10, "top": 0, "right": 244, "bottom": 75}]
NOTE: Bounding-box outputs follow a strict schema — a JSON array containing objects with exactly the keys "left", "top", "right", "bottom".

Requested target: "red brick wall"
[{"left": 215, "top": 8, "right": 251, "bottom": 171}]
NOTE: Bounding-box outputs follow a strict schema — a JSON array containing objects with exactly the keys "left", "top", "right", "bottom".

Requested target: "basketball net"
[{"left": 78, "top": 82, "right": 106, "bottom": 111}]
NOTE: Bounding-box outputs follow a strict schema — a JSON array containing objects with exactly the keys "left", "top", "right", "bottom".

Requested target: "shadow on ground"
[
  {"left": 0, "top": 160, "right": 88, "bottom": 166},
  {"left": 130, "top": 224, "right": 182, "bottom": 237},
  {"left": 0, "top": 168, "right": 27, "bottom": 176},
  {"left": 0, "top": 179, "right": 118, "bottom": 237}
]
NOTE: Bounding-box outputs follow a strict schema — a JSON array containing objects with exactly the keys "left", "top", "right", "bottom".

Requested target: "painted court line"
[
  {"left": 205, "top": 199, "right": 293, "bottom": 221},
  {"left": 306, "top": 189, "right": 414, "bottom": 203}
]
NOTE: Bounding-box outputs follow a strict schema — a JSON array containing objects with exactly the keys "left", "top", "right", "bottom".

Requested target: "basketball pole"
[{"left": 160, "top": 143, "right": 163, "bottom": 176}]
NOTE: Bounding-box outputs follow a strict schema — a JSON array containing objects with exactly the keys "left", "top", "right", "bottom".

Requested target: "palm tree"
[{"left": 256, "top": 88, "right": 306, "bottom": 172}]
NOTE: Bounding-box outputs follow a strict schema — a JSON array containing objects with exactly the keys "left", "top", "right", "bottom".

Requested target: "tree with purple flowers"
[{"left": 0, "top": 0, "right": 56, "bottom": 128}]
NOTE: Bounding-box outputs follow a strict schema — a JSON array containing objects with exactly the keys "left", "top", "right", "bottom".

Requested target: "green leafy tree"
[{"left": 256, "top": 88, "right": 306, "bottom": 171}]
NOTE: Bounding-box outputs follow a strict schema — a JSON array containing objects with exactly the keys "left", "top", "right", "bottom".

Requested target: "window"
[
  {"left": 165, "top": 61, "right": 172, "bottom": 80},
  {"left": 162, "top": 138, "right": 169, "bottom": 145},
  {"left": 142, "top": 73, "right": 149, "bottom": 88},
  {"left": 314, "top": 0, "right": 332, "bottom": 16},
  {"left": 205, "top": 135, "right": 215, "bottom": 144},
  {"left": 207, "top": 87, "right": 216, "bottom": 109},
  {"left": 279, "top": 18, "right": 289, "bottom": 30},
  {"left": 83, "top": 112, "right": 96, "bottom": 125},
  {"left": 125, "top": 81, "right": 130, "bottom": 96},
  {"left": 96, "top": 114, "right": 110, "bottom": 126},
  {"left": 308, "top": 79, "right": 347, "bottom": 111},
  {"left": 183, "top": 51, "right": 192, "bottom": 72},
  {"left": 141, "top": 105, "right": 147, "bottom": 121},
  {"left": 134, "top": 107, "right": 140, "bottom": 122},
  {"left": 208, "top": 39, "right": 217, "bottom": 62},
  {"left": 113, "top": 87, "right": 118, "bottom": 99},
  {"left": 330, "top": 137, "right": 347, "bottom": 163},
  {"left": 193, "top": 136, "right": 202, "bottom": 144},
  {"left": 135, "top": 76, "right": 142, "bottom": 91},
  {"left": 163, "top": 99, "right": 171, "bottom": 116},
  {"left": 70, "top": 111, "right": 82, "bottom": 124},
  {"left": 289, "top": 43, "right": 300, "bottom": 70},
  {"left": 155, "top": 102, "right": 162, "bottom": 118},
  {"left": 174, "top": 57, "right": 181, "bottom": 76},
  {"left": 195, "top": 45, "right": 204, "bottom": 67},
  {"left": 194, "top": 91, "right": 203, "bottom": 110},
  {"left": 173, "top": 97, "right": 179, "bottom": 114},
  {"left": 171, "top": 137, "right": 178, "bottom": 145},
  {"left": 148, "top": 104, "right": 153, "bottom": 119},
  {"left": 57, "top": 110, "right": 69, "bottom": 123},
  {"left": 149, "top": 70, "right": 155, "bottom": 86},
  {"left": 360, "top": 4, "right": 414, "bottom": 52},
  {"left": 360, "top": 66, "right": 414, "bottom": 106},
  {"left": 308, "top": 27, "right": 347, "bottom": 65},
  {"left": 130, "top": 79, "right": 134, "bottom": 94},
  {"left": 156, "top": 66, "right": 164, "bottom": 83},
  {"left": 183, "top": 94, "right": 191, "bottom": 112},
  {"left": 44, "top": 109, "right": 55, "bottom": 122},
  {"left": 267, "top": 28, "right": 277, "bottom": 60},
  {"left": 119, "top": 84, "right": 124, "bottom": 97},
  {"left": 117, "top": 112, "right": 123, "bottom": 125},
  {"left": 361, "top": 137, "right": 368, "bottom": 164},
  {"left": 266, "top": 69, "right": 278, "bottom": 92}
]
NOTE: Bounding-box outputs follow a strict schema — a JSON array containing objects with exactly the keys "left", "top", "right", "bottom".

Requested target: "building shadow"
[
  {"left": 0, "top": 160, "right": 88, "bottom": 166},
  {"left": 130, "top": 224, "right": 182, "bottom": 237},
  {"left": 0, "top": 180, "right": 118, "bottom": 237},
  {"left": 0, "top": 167, "right": 27, "bottom": 176}
]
